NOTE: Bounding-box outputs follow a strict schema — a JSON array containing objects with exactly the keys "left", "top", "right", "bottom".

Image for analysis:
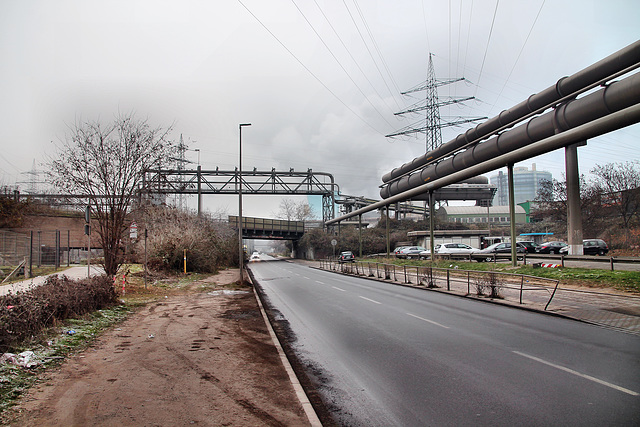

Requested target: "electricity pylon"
[{"left": 387, "top": 54, "right": 487, "bottom": 153}]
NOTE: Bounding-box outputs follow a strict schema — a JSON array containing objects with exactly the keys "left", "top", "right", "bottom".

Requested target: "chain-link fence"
[
  {"left": 0, "top": 231, "right": 30, "bottom": 267},
  {"left": 1, "top": 230, "right": 97, "bottom": 276}
]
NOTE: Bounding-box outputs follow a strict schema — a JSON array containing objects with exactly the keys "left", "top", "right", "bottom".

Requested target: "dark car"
[
  {"left": 535, "top": 241, "right": 568, "bottom": 254},
  {"left": 560, "top": 239, "right": 609, "bottom": 255},
  {"left": 584, "top": 239, "right": 609, "bottom": 255},
  {"left": 518, "top": 241, "right": 538, "bottom": 253},
  {"left": 474, "top": 242, "right": 525, "bottom": 262},
  {"left": 338, "top": 251, "right": 355, "bottom": 263}
]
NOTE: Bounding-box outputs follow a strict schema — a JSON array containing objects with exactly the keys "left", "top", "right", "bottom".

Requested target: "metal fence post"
[
  {"left": 28, "top": 231, "right": 33, "bottom": 278},
  {"left": 610, "top": 257, "right": 614, "bottom": 271},
  {"left": 37, "top": 231, "right": 41, "bottom": 267},
  {"left": 404, "top": 265, "right": 407, "bottom": 283},
  {"left": 55, "top": 230, "right": 60, "bottom": 268},
  {"left": 467, "top": 271, "right": 470, "bottom": 294},
  {"left": 447, "top": 269, "right": 450, "bottom": 291},
  {"left": 67, "top": 230, "right": 70, "bottom": 267},
  {"left": 520, "top": 275, "right": 524, "bottom": 304}
]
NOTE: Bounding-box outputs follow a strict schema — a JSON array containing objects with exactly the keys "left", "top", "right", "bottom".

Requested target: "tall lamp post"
[{"left": 238, "top": 123, "right": 251, "bottom": 283}]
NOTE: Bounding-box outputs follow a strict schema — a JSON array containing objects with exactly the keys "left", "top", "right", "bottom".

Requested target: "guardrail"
[
  {"left": 319, "top": 260, "right": 560, "bottom": 310},
  {"left": 378, "top": 252, "right": 639, "bottom": 271}
]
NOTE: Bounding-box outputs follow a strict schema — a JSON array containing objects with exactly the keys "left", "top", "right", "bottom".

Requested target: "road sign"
[{"left": 331, "top": 239, "right": 337, "bottom": 247}]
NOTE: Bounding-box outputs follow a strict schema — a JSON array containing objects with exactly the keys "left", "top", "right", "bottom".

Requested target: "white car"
[
  {"left": 420, "top": 243, "right": 478, "bottom": 257},
  {"left": 436, "top": 243, "right": 479, "bottom": 254}
]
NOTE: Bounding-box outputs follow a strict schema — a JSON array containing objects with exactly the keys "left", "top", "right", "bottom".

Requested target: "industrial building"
[{"left": 490, "top": 164, "right": 552, "bottom": 206}]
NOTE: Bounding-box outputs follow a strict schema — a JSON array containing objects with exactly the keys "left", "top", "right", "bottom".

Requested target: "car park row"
[{"left": 392, "top": 239, "right": 610, "bottom": 262}]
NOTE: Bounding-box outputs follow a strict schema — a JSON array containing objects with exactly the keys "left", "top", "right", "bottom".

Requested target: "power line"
[
  {"left": 236, "top": 0, "right": 386, "bottom": 135},
  {"left": 311, "top": 0, "right": 400, "bottom": 116},
  {"left": 352, "top": 0, "right": 403, "bottom": 96},
  {"left": 290, "top": 0, "right": 396, "bottom": 127},
  {"left": 341, "top": 0, "right": 400, "bottom": 109},
  {"left": 489, "top": 0, "right": 545, "bottom": 111},
  {"left": 474, "top": 0, "right": 500, "bottom": 96},
  {"left": 462, "top": 0, "right": 474, "bottom": 77}
]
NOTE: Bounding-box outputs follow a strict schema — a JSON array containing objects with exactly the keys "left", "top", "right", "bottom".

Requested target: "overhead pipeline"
[
  {"left": 380, "top": 71, "right": 640, "bottom": 199},
  {"left": 382, "top": 40, "right": 640, "bottom": 184}
]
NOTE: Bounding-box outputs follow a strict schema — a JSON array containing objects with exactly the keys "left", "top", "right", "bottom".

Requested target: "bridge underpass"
[{"left": 228, "top": 215, "right": 309, "bottom": 259}]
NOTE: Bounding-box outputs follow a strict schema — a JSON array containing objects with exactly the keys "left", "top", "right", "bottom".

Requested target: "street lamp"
[{"left": 238, "top": 123, "right": 251, "bottom": 283}]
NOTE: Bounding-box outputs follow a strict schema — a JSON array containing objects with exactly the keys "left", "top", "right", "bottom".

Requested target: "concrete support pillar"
[
  {"left": 566, "top": 142, "right": 585, "bottom": 255},
  {"left": 358, "top": 214, "right": 363, "bottom": 258},
  {"left": 429, "top": 191, "right": 435, "bottom": 259},
  {"left": 508, "top": 164, "right": 517, "bottom": 267},
  {"left": 385, "top": 206, "right": 390, "bottom": 257}
]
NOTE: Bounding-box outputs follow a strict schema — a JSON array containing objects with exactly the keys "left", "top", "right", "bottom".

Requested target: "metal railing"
[
  {"left": 382, "top": 252, "right": 640, "bottom": 271},
  {"left": 319, "top": 259, "right": 560, "bottom": 310}
]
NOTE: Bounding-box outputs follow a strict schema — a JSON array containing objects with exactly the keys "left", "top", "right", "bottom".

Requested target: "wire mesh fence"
[{"left": 1, "top": 229, "right": 96, "bottom": 270}]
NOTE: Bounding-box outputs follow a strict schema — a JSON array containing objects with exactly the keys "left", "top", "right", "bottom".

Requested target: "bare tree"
[
  {"left": 533, "top": 175, "right": 606, "bottom": 237},
  {"left": 590, "top": 161, "right": 640, "bottom": 230},
  {"left": 274, "top": 198, "right": 316, "bottom": 221},
  {"left": 47, "top": 114, "right": 176, "bottom": 276}
]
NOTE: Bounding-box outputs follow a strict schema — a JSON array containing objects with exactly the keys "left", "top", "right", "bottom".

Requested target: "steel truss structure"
[{"left": 141, "top": 168, "right": 338, "bottom": 223}]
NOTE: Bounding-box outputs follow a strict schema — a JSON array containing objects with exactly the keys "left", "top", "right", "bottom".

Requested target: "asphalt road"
[{"left": 250, "top": 259, "right": 640, "bottom": 426}]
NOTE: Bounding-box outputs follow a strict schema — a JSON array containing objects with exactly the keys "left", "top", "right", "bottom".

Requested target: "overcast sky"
[{"left": 1, "top": 0, "right": 638, "bottom": 218}]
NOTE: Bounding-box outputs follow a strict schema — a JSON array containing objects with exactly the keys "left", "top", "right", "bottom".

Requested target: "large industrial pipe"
[
  {"left": 327, "top": 103, "right": 640, "bottom": 226},
  {"left": 382, "top": 40, "right": 640, "bottom": 184},
  {"left": 381, "top": 71, "right": 640, "bottom": 199}
]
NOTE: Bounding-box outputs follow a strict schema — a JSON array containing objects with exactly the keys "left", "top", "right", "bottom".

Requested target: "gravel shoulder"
[{"left": 5, "top": 270, "right": 310, "bottom": 426}]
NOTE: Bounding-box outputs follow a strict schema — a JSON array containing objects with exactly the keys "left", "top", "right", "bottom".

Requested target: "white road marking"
[
  {"left": 359, "top": 296, "right": 382, "bottom": 305},
  {"left": 332, "top": 286, "right": 346, "bottom": 292},
  {"left": 315, "top": 280, "right": 325, "bottom": 285},
  {"left": 406, "top": 313, "right": 450, "bottom": 329},
  {"left": 513, "top": 351, "right": 639, "bottom": 396},
  {"left": 303, "top": 276, "right": 310, "bottom": 280}
]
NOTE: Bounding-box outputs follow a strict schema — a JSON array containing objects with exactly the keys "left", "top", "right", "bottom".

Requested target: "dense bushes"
[
  {"left": 136, "top": 207, "right": 238, "bottom": 273},
  {"left": 0, "top": 275, "right": 119, "bottom": 352}
]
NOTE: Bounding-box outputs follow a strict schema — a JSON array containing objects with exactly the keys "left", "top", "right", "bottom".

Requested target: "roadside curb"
[{"left": 247, "top": 272, "right": 322, "bottom": 427}]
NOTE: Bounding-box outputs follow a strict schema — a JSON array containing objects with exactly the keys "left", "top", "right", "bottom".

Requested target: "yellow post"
[{"left": 183, "top": 249, "right": 187, "bottom": 274}]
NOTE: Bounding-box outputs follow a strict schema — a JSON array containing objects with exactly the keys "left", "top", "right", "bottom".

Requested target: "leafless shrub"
[
  {"left": 136, "top": 206, "right": 237, "bottom": 273},
  {"left": 420, "top": 267, "right": 438, "bottom": 288},
  {"left": 474, "top": 272, "right": 503, "bottom": 298},
  {"left": 0, "top": 275, "right": 119, "bottom": 352}
]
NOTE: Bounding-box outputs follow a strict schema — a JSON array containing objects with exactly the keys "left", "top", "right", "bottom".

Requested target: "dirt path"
[{"left": 7, "top": 271, "right": 310, "bottom": 426}]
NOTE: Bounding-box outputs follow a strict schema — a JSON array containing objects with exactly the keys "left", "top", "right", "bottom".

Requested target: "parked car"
[
  {"left": 535, "top": 241, "right": 568, "bottom": 254},
  {"left": 474, "top": 242, "right": 525, "bottom": 262},
  {"left": 338, "top": 251, "right": 355, "bottom": 263},
  {"left": 433, "top": 243, "right": 479, "bottom": 255},
  {"left": 396, "top": 246, "right": 427, "bottom": 259},
  {"left": 559, "top": 239, "right": 609, "bottom": 255},
  {"left": 393, "top": 246, "right": 408, "bottom": 257},
  {"left": 517, "top": 241, "right": 538, "bottom": 253}
]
